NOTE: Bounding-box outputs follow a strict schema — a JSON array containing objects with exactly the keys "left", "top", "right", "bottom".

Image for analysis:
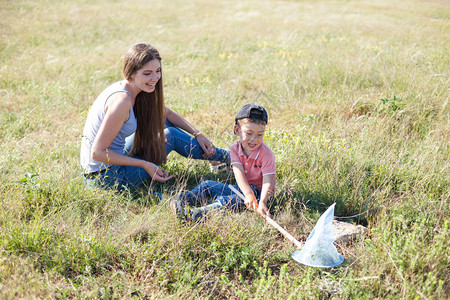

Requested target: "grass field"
[{"left": 1, "top": 0, "right": 449, "bottom": 298}]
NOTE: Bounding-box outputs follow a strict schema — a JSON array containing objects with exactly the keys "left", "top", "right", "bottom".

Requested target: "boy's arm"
[
  {"left": 232, "top": 164, "right": 259, "bottom": 211},
  {"left": 257, "top": 174, "right": 276, "bottom": 217}
]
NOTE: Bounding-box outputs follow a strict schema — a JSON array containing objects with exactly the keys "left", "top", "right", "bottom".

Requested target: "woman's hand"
[
  {"left": 144, "top": 161, "right": 173, "bottom": 182},
  {"left": 257, "top": 202, "right": 271, "bottom": 218},
  {"left": 195, "top": 134, "right": 216, "bottom": 158},
  {"left": 165, "top": 108, "right": 217, "bottom": 158}
]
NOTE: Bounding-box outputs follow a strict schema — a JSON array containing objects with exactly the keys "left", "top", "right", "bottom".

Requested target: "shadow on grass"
[
  {"left": 272, "top": 188, "right": 370, "bottom": 226},
  {"left": 128, "top": 169, "right": 236, "bottom": 206}
]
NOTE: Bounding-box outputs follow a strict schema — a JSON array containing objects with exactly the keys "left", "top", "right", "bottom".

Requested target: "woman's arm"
[
  {"left": 165, "top": 107, "right": 216, "bottom": 158},
  {"left": 91, "top": 94, "right": 172, "bottom": 182}
]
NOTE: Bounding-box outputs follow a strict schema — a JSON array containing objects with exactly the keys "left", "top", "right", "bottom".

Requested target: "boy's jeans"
[
  {"left": 178, "top": 180, "right": 261, "bottom": 221},
  {"left": 84, "top": 121, "right": 230, "bottom": 191}
]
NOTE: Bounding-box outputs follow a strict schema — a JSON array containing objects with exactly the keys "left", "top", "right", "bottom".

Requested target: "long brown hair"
[{"left": 123, "top": 43, "right": 166, "bottom": 164}]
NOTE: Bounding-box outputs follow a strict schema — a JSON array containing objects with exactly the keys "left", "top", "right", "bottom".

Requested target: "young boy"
[{"left": 170, "top": 103, "right": 276, "bottom": 221}]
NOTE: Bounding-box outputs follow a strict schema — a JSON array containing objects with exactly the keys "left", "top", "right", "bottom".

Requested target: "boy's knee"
[
  {"left": 199, "top": 180, "right": 217, "bottom": 190},
  {"left": 202, "top": 179, "right": 215, "bottom": 185}
]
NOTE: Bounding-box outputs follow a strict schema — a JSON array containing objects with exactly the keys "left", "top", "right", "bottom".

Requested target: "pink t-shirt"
[{"left": 230, "top": 141, "right": 276, "bottom": 190}]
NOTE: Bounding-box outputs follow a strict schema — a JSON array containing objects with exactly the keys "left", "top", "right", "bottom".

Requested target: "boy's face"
[{"left": 234, "top": 122, "right": 265, "bottom": 155}]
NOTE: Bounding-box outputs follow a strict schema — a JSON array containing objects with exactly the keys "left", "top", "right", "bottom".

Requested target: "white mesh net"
[{"left": 292, "top": 203, "right": 344, "bottom": 268}]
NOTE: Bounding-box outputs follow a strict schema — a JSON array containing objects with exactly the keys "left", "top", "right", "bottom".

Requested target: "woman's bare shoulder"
[{"left": 106, "top": 92, "right": 133, "bottom": 111}]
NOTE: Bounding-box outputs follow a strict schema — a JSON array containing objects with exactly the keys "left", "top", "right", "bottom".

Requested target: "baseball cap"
[{"left": 235, "top": 103, "right": 268, "bottom": 124}]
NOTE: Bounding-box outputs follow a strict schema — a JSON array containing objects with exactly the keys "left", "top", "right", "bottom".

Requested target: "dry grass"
[{"left": 1, "top": 0, "right": 448, "bottom": 298}]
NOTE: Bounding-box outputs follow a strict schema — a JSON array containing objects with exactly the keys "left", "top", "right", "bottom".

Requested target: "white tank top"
[{"left": 80, "top": 81, "right": 136, "bottom": 174}]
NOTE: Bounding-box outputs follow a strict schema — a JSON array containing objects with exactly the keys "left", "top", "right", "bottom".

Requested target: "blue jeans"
[
  {"left": 178, "top": 180, "right": 261, "bottom": 221},
  {"left": 84, "top": 121, "right": 230, "bottom": 191}
]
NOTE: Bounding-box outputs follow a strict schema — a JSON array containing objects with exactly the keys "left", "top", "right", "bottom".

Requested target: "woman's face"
[{"left": 132, "top": 59, "right": 161, "bottom": 93}]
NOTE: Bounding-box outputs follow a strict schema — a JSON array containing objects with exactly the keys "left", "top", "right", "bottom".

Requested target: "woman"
[{"left": 80, "top": 43, "right": 229, "bottom": 191}]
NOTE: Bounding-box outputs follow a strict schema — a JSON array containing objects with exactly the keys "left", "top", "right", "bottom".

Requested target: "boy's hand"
[
  {"left": 257, "top": 202, "right": 271, "bottom": 218},
  {"left": 244, "top": 194, "right": 259, "bottom": 211}
]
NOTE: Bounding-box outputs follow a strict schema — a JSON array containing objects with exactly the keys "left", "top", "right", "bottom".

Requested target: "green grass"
[{"left": 1, "top": 0, "right": 449, "bottom": 298}]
